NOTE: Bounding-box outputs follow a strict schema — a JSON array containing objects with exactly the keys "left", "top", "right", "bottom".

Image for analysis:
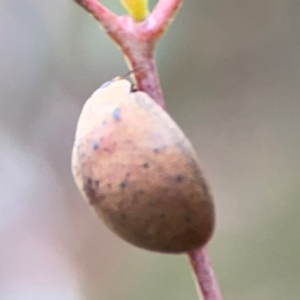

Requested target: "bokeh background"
[{"left": 1, "top": 0, "right": 300, "bottom": 299}]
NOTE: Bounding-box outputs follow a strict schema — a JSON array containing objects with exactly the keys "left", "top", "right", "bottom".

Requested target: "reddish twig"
[
  {"left": 73, "top": 0, "right": 184, "bottom": 108},
  {"left": 73, "top": 0, "right": 119, "bottom": 31},
  {"left": 149, "top": 0, "right": 183, "bottom": 38},
  {"left": 189, "top": 248, "right": 223, "bottom": 300},
  {"left": 72, "top": 1, "right": 222, "bottom": 299}
]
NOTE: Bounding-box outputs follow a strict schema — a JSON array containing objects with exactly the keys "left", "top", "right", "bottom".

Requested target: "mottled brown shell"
[{"left": 72, "top": 79, "right": 215, "bottom": 253}]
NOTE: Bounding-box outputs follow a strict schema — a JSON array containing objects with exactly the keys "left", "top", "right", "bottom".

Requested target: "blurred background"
[{"left": 1, "top": 0, "right": 300, "bottom": 299}]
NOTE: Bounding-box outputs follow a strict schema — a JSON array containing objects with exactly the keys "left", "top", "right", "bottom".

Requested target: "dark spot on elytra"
[
  {"left": 185, "top": 216, "right": 191, "bottom": 222},
  {"left": 143, "top": 163, "right": 149, "bottom": 168},
  {"left": 126, "top": 172, "right": 131, "bottom": 178},
  {"left": 176, "top": 175, "right": 183, "bottom": 183},
  {"left": 120, "top": 182, "right": 126, "bottom": 189},
  {"left": 153, "top": 148, "right": 160, "bottom": 154},
  {"left": 159, "top": 213, "right": 165, "bottom": 218},
  {"left": 83, "top": 177, "right": 105, "bottom": 205},
  {"left": 107, "top": 183, "right": 112, "bottom": 189},
  {"left": 121, "top": 214, "right": 127, "bottom": 220},
  {"left": 148, "top": 200, "right": 155, "bottom": 207},
  {"left": 102, "top": 142, "right": 117, "bottom": 154},
  {"left": 93, "top": 143, "right": 99, "bottom": 150},
  {"left": 112, "top": 107, "right": 121, "bottom": 121},
  {"left": 138, "top": 190, "right": 144, "bottom": 195}
]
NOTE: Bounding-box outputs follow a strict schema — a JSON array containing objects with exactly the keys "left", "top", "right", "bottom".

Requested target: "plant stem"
[
  {"left": 72, "top": 1, "right": 223, "bottom": 299},
  {"left": 125, "top": 51, "right": 165, "bottom": 109},
  {"left": 73, "top": 0, "right": 118, "bottom": 31},
  {"left": 149, "top": 0, "right": 183, "bottom": 38},
  {"left": 189, "top": 248, "right": 223, "bottom": 300}
]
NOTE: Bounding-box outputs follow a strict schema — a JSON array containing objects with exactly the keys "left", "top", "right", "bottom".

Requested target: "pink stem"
[
  {"left": 188, "top": 248, "right": 223, "bottom": 300},
  {"left": 149, "top": 0, "right": 183, "bottom": 38},
  {"left": 73, "top": 0, "right": 118, "bottom": 27},
  {"left": 72, "top": 1, "right": 222, "bottom": 299},
  {"left": 126, "top": 52, "right": 165, "bottom": 109}
]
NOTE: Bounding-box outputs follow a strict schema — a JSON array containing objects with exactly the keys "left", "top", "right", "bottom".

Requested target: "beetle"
[{"left": 71, "top": 77, "right": 215, "bottom": 253}]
